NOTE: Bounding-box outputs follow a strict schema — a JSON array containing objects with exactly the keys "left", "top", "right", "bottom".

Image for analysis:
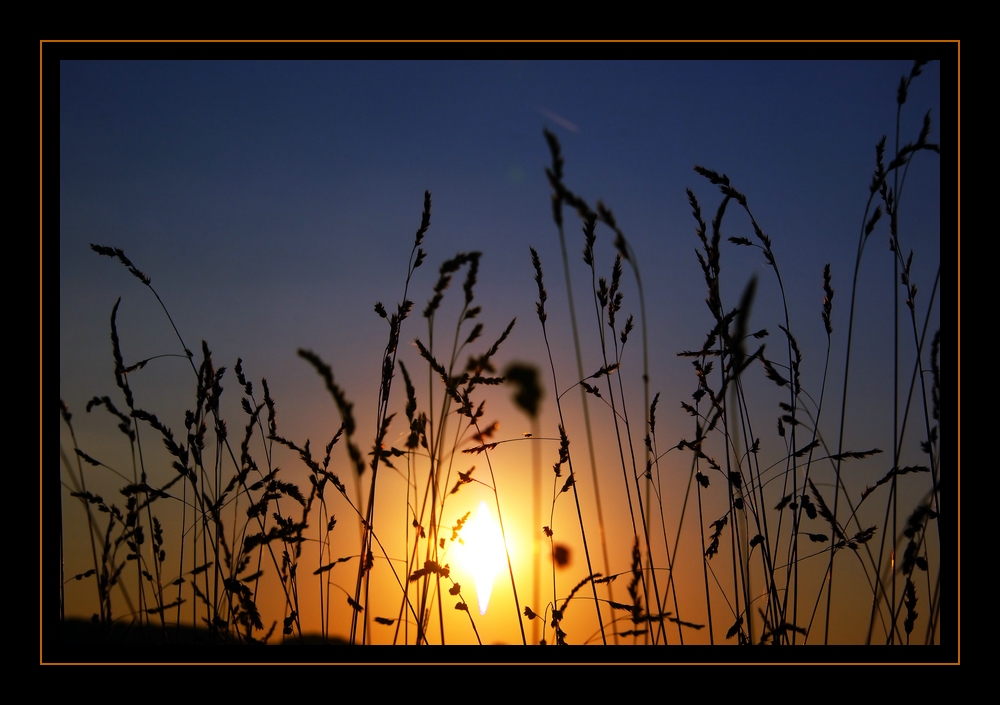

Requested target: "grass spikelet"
[
  {"left": 807, "top": 478, "right": 844, "bottom": 543},
  {"left": 530, "top": 247, "right": 547, "bottom": 323},
  {"left": 90, "top": 244, "right": 151, "bottom": 286},
  {"left": 903, "top": 578, "right": 918, "bottom": 637},
  {"left": 296, "top": 349, "right": 362, "bottom": 476}
]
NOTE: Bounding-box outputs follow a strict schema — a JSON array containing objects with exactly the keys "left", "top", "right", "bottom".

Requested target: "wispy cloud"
[{"left": 538, "top": 106, "right": 580, "bottom": 133}]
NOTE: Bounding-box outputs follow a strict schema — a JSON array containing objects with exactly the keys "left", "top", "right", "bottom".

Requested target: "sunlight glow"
[{"left": 462, "top": 500, "right": 506, "bottom": 615}]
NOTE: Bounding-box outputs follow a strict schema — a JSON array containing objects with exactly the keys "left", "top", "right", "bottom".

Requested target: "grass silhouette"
[{"left": 56, "top": 60, "right": 945, "bottom": 652}]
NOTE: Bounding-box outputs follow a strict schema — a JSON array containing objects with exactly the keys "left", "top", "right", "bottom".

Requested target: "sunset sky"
[{"left": 53, "top": 49, "right": 950, "bottom": 650}]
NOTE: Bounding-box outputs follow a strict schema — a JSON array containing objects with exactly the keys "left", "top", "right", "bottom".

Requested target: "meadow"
[{"left": 54, "top": 58, "right": 948, "bottom": 655}]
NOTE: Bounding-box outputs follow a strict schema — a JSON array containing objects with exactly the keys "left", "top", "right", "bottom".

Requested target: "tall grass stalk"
[
  {"left": 543, "top": 130, "right": 618, "bottom": 641},
  {"left": 530, "top": 246, "right": 606, "bottom": 644}
]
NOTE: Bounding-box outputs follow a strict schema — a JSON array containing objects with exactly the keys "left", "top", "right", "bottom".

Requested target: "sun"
[{"left": 457, "top": 500, "right": 507, "bottom": 615}]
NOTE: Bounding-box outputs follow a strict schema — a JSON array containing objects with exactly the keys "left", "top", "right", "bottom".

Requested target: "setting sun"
[{"left": 458, "top": 501, "right": 508, "bottom": 615}]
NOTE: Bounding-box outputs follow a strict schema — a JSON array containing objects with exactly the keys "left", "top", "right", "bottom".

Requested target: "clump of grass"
[{"left": 58, "top": 60, "right": 943, "bottom": 649}]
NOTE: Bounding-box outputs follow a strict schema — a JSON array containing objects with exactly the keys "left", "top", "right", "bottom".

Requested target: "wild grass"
[{"left": 56, "top": 60, "right": 944, "bottom": 649}]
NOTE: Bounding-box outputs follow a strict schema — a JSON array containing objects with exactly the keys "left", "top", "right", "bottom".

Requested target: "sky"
[{"left": 53, "top": 50, "right": 950, "bottom": 652}]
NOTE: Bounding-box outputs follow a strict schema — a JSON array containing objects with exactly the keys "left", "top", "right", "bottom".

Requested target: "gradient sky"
[{"left": 54, "top": 51, "right": 949, "bottom": 649}]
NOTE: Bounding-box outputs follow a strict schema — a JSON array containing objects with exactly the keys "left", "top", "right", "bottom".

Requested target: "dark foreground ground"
[{"left": 58, "top": 618, "right": 347, "bottom": 645}]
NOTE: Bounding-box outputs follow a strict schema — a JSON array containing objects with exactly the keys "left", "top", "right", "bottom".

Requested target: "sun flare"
[{"left": 459, "top": 501, "right": 507, "bottom": 615}]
